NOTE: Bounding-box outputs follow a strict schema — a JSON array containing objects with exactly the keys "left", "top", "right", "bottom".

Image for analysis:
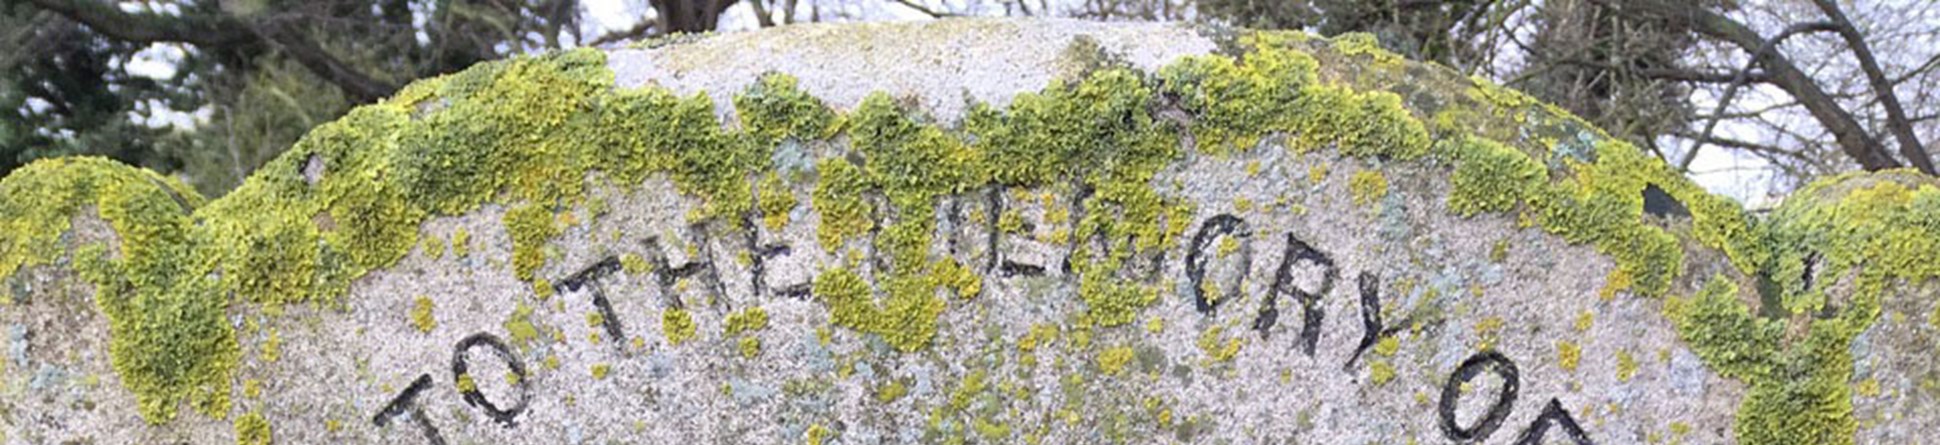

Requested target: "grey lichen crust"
[{"left": 2, "top": 18, "right": 1938, "bottom": 445}]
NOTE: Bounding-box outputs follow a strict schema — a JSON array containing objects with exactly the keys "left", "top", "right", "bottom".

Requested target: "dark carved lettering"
[
  {"left": 1514, "top": 398, "right": 1594, "bottom": 445},
  {"left": 371, "top": 374, "right": 447, "bottom": 445},
  {"left": 451, "top": 333, "right": 531, "bottom": 427},
  {"left": 558, "top": 257, "right": 626, "bottom": 347},
  {"left": 751, "top": 243, "right": 795, "bottom": 299},
  {"left": 1185, "top": 214, "right": 1250, "bottom": 313},
  {"left": 1439, "top": 351, "right": 1520, "bottom": 443},
  {"left": 1059, "top": 185, "right": 1094, "bottom": 276},
  {"left": 999, "top": 261, "right": 1046, "bottom": 277},
  {"left": 985, "top": 186, "right": 1048, "bottom": 278},
  {"left": 640, "top": 231, "right": 724, "bottom": 309},
  {"left": 983, "top": 188, "right": 1003, "bottom": 273},
  {"left": 1345, "top": 272, "right": 1386, "bottom": 371},
  {"left": 1253, "top": 233, "right": 1337, "bottom": 357}
]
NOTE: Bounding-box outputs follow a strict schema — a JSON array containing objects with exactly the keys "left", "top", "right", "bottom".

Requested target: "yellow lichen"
[
  {"left": 1098, "top": 346, "right": 1135, "bottom": 375},
  {"left": 662, "top": 308, "right": 697, "bottom": 346},
  {"left": 504, "top": 204, "right": 559, "bottom": 281},
  {"left": 1369, "top": 360, "right": 1396, "bottom": 385},
  {"left": 234, "top": 411, "right": 271, "bottom": 445},
  {"left": 738, "top": 337, "right": 761, "bottom": 358},
  {"left": 410, "top": 295, "right": 436, "bottom": 333},
  {"left": 1349, "top": 170, "right": 1388, "bottom": 207},
  {"left": 1558, "top": 340, "right": 1581, "bottom": 372},
  {"left": 1617, "top": 350, "right": 1638, "bottom": 382}
]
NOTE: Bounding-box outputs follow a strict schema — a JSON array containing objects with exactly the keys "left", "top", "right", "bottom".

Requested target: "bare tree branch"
[
  {"left": 892, "top": 0, "right": 953, "bottom": 18},
  {"left": 1810, "top": 0, "right": 1935, "bottom": 174},
  {"left": 587, "top": 18, "right": 661, "bottom": 47},
  {"left": 21, "top": 0, "right": 256, "bottom": 46},
  {"left": 747, "top": 0, "right": 777, "bottom": 28},
  {"left": 25, "top": 0, "right": 399, "bottom": 102},
  {"left": 1623, "top": 0, "right": 1904, "bottom": 171},
  {"left": 1548, "top": 58, "right": 1771, "bottom": 83},
  {"left": 1679, "top": 20, "right": 1839, "bottom": 171}
]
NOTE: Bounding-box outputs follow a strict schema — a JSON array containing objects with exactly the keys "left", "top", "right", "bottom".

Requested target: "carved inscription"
[{"left": 371, "top": 212, "right": 1592, "bottom": 443}]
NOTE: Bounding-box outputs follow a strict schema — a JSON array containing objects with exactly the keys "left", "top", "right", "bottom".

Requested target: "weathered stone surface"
[{"left": 2, "top": 18, "right": 1937, "bottom": 445}]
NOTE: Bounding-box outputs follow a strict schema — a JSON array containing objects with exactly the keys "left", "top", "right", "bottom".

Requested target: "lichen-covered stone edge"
[{"left": 0, "top": 22, "right": 1931, "bottom": 445}]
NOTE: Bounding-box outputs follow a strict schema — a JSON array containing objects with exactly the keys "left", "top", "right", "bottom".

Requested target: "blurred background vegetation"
[{"left": 3, "top": 0, "right": 1936, "bottom": 201}]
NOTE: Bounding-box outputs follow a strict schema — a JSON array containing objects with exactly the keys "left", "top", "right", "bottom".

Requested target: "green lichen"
[
  {"left": 1616, "top": 350, "right": 1638, "bottom": 382},
  {"left": 738, "top": 336, "right": 761, "bottom": 358},
  {"left": 1369, "top": 360, "right": 1396, "bottom": 385},
  {"left": 1349, "top": 170, "right": 1388, "bottom": 207},
  {"left": 1659, "top": 172, "right": 1940, "bottom": 445},
  {"left": 411, "top": 295, "right": 436, "bottom": 333},
  {"left": 813, "top": 266, "right": 943, "bottom": 352},
  {"left": 809, "top": 158, "right": 872, "bottom": 251},
  {"left": 504, "top": 204, "right": 559, "bottom": 281},
  {"left": 734, "top": 72, "right": 838, "bottom": 145},
  {"left": 503, "top": 302, "right": 540, "bottom": 347},
  {"left": 755, "top": 172, "right": 796, "bottom": 230},
  {"left": 805, "top": 423, "right": 833, "bottom": 445},
  {"left": 1558, "top": 340, "right": 1581, "bottom": 372},
  {"left": 455, "top": 373, "right": 477, "bottom": 392},
  {"left": 1161, "top": 33, "right": 1429, "bottom": 161},
  {"left": 1196, "top": 325, "right": 1242, "bottom": 363},
  {"left": 0, "top": 158, "right": 235, "bottom": 422},
  {"left": 3, "top": 24, "right": 1926, "bottom": 443},
  {"left": 1329, "top": 32, "right": 1405, "bottom": 70},
  {"left": 1448, "top": 137, "right": 1545, "bottom": 216},
  {"left": 619, "top": 253, "right": 649, "bottom": 275},
  {"left": 662, "top": 308, "right": 697, "bottom": 346},
  {"left": 234, "top": 411, "right": 271, "bottom": 445},
  {"left": 724, "top": 306, "right": 769, "bottom": 335},
  {"left": 451, "top": 228, "right": 471, "bottom": 258},
  {"left": 875, "top": 379, "right": 910, "bottom": 403},
  {"left": 1098, "top": 346, "right": 1134, "bottom": 375}
]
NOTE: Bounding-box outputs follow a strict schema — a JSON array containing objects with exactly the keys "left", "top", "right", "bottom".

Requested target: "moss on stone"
[
  {"left": 662, "top": 308, "right": 697, "bottom": 346},
  {"left": 1558, "top": 340, "right": 1581, "bottom": 372},
  {"left": 1369, "top": 360, "right": 1396, "bottom": 385},
  {"left": 1349, "top": 170, "right": 1389, "bottom": 207},
  {"left": 0, "top": 157, "right": 236, "bottom": 422},
  {"left": 504, "top": 204, "right": 559, "bottom": 281},
  {"left": 734, "top": 72, "right": 839, "bottom": 145},
  {"left": 455, "top": 373, "right": 478, "bottom": 392},
  {"left": 451, "top": 227, "right": 472, "bottom": 258},
  {"left": 1448, "top": 137, "right": 1545, "bottom": 216},
  {"left": 234, "top": 411, "right": 271, "bottom": 445},
  {"left": 411, "top": 295, "right": 436, "bottom": 333},
  {"left": 724, "top": 306, "right": 770, "bottom": 335},
  {"left": 1098, "top": 346, "right": 1134, "bottom": 375},
  {"left": 620, "top": 253, "right": 649, "bottom": 275},
  {"left": 738, "top": 336, "right": 761, "bottom": 358},
  {"left": 1660, "top": 172, "right": 1940, "bottom": 445},
  {"left": 3, "top": 24, "right": 1928, "bottom": 442},
  {"left": 503, "top": 302, "right": 540, "bottom": 347}
]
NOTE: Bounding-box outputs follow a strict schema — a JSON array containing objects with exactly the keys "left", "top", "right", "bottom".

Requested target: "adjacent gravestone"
[{"left": 3, "top": 18, "right": 1938, "bottom": 445}]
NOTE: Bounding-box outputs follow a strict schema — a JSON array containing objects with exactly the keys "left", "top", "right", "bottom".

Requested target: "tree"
[
  {"left": 1180, "top": 0, "right": 1940, "bottom": 191},
  {"left": 1608, "top": 0, "right": 1937, "bottom": 176},
  {"left": 2, "top": 0, "right": 752, "bottom": 195}
]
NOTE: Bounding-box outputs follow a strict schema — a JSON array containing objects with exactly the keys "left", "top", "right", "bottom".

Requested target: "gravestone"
[{"left": 3, "top": 18, "right": 1939, "bottom": 445}]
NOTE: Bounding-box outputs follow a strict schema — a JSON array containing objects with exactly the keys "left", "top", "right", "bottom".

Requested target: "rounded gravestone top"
[{"left": 2, "top": 17, "right": 1938, "bottom": 445}]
